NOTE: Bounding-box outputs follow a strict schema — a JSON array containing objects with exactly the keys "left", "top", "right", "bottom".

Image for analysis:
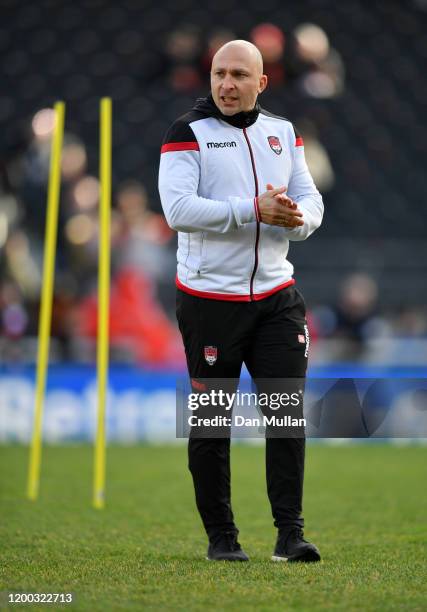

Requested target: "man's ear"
[{"left": 258, "top": 74, "right": 268, "bottom": 94}]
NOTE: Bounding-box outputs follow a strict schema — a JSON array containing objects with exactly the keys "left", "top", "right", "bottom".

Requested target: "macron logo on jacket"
[
  {"left": 158, "top": 95, "right": 324, "bottom": 302},
  {"left": 207, "top": 141, "right": 237, "bottom": 149}
]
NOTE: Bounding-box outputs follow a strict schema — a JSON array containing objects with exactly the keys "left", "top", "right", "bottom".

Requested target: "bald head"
[
  {"left": 212, "top": 40, "right": 264, "bottom": 75},
  {"left": 210, "top": 39, "right": 268, "bottom": 116}
]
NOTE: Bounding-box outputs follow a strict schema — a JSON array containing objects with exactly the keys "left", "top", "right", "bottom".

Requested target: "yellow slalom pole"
[
  {"left": 27, "top": 101, "right": 65, "bottom": 501},
  {"left": 93, "top": 97, "right": 112, "bottom": 509}
]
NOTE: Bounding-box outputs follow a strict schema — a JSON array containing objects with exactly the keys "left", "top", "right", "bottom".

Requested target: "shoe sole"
[
  {"left": 271, "top": 549, "right": 321, "bottom": 563},
  {"left": 206, "top": 556, "right": 249, "bottom": 562}
]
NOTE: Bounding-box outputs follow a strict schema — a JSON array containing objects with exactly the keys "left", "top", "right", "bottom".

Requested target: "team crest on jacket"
[
  {"left": 204, "top": 346, "right": 217, "bottom": 366},
  {"left": 268, "top": 135, "right": 282, "bottom": 155}
]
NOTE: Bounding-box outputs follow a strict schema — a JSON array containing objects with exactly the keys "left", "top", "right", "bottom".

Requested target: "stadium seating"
[{"left": 1, "top": 0, "right": 426, "bottom": 315}]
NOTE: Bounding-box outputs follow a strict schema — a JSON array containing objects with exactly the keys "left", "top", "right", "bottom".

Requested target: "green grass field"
[{"left": 1, "top": 444, "right": 426, "bottom": 611}]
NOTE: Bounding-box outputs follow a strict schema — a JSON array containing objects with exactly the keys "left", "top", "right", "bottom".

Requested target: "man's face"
[{"left": 211, "top": 46, "right": 267, "bottom": 116}]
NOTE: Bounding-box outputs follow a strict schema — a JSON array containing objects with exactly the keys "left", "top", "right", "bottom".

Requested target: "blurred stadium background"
[{"left": 1, "top": 0, "right": 427, "bottom": 442}]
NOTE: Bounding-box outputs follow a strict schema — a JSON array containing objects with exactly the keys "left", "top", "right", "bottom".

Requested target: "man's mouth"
[{"left": 221, "top": 96, "right": 238, "bottom": 104}]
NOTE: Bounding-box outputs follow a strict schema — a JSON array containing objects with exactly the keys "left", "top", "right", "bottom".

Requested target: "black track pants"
[{"left": 176, "top": 285, "right": 308, "bottom": 540}]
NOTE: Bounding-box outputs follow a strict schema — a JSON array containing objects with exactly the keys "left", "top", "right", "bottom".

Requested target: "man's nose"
[{"left": 221, "top": 74, "right": 235, "bottom": 90}]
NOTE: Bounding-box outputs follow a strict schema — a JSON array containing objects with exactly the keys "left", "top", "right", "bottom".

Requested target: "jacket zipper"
[{"left": 243, "top": 127, "right": 259, "bottom": 300}]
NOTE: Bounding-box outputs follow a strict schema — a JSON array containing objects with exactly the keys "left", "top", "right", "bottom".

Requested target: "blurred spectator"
[
  {"left": 18, "top": 108, "right": 89, "bottom": 260},
  {"left": 114, "top": 180, "right": 174, "bottom": 284},
  {"left": 312, "top": 273, "right": 389, "bottom": 360},
  {"left": 0, "top": 189, "right": 21, "bottom": 252},
  {"left": 49, "top": 274, "right": 79, "bottom": 361},
  {"left": 63, "top": 173, "right": 100, "bottom": 290},
  {"left": 0, "top": 279, "right": 30, "bottom": 363},
  {"left": 293, "top": 23, "right": 345, "bottom": 98},
  {"left": 250, "top": 23, "right": 286, "bottom": 88},
  {"left": 77, "top": 268, "right": 182, "bottom": 367},
  {"left": 0, "top": 280, "right": 29, "bottom": 339},
  {"left": 200, "top": 29, "right": 236, "bottom": 79},
  {"left": 164, "top": 26, "right": 203, "bottom": 92},
  {"left": 3, "top": 230, "right": 41, "bottom": 299},
  {"left": 394, "top": 308, "right": 427, "bottom": 338},
  {"left": 61, "top": 138, "right": 87, "bottom": 184},
  {"left": 297, "top": 120, "right": 335, "bottom": 192},
  {"left": 335, "top": 273, "right": 379, "bottom": 341},
  {"left": 19, "top": 108, "right": 55, "bottom": 240}
]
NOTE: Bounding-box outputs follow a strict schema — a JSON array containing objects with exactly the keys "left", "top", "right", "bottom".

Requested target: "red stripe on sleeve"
[
  {"left": 161, "top": 142, "right": 200, "bottom": 153},
  {"left": 295, "top": 137, "right": 304, "bottom": 147}
]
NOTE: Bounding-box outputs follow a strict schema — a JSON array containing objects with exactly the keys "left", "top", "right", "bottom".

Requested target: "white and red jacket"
[{"left": 158, "top": 95, "right": 324, "bottom": 301}]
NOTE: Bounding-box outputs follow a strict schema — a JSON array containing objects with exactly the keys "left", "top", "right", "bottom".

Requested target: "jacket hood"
[{"left": 192, "top": 94, "right": 260, "bottom": 129}]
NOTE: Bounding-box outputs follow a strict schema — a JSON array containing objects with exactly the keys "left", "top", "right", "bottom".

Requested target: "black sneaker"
[
  {"left": 272, "top": 528, "right": 321, "bottom": 562},
  {"left": 206, "top": 531, "right": 249, "bottom": 562}
]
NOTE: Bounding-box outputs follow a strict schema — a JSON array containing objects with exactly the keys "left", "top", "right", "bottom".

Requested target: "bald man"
[{"left": 159, "top": 40, "right": 323, "bottom": 562}]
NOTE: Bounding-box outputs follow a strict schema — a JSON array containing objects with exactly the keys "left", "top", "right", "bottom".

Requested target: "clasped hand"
[{"left": 257, "top": 183, "right": 304, "bottom": 228}]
